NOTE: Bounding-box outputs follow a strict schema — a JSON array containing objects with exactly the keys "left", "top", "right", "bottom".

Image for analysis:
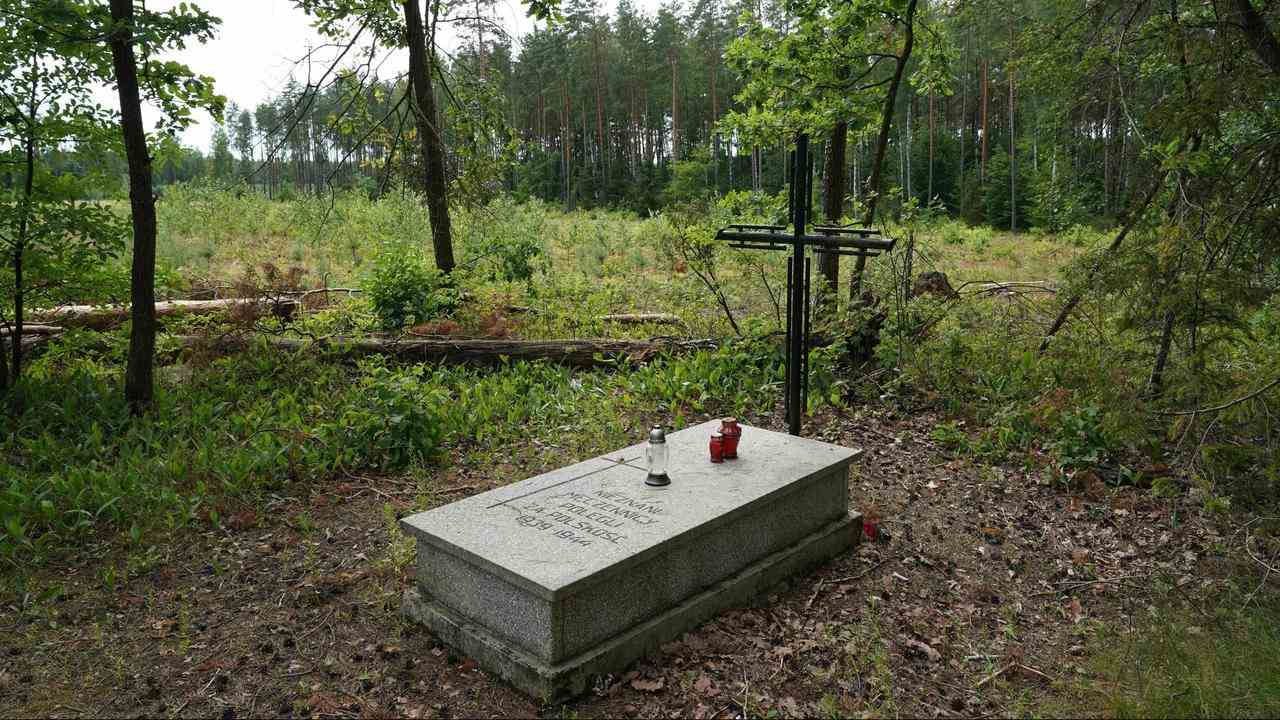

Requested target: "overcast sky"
[{"left": 157, "top": 0, "right": 661, "bottom": 151}]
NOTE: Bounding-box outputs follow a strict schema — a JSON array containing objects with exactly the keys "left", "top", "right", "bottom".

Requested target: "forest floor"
[{"left": 1, "top": 400, "right": 1233, "bottom": 719}]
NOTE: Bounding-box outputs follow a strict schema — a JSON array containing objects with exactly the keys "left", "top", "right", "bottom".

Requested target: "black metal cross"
[{"left": 716, "top": 133, "right": 896, "bottom": 436}]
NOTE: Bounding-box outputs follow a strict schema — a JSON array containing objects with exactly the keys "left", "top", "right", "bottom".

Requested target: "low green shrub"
[
  {"left": 366, "top": 242, "right": 460, "bottom": 329},
  {"left": 319, "top": 359, "right": 449, "bottom": 470},
  {"left": 455, "top": 197, "right": 548, "bottom": 282}
]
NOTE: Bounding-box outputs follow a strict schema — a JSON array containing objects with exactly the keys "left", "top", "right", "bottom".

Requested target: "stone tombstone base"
[{"left": 400, "top": 419, "right": 862, "bottom": 700}]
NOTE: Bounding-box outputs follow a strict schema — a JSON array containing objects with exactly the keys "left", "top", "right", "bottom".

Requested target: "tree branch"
[{"left": 1161, "top": 376, "right": 1280, "bottom": 416}]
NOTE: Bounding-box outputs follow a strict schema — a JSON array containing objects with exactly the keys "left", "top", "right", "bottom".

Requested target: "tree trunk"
[
  {"left": 9, "top": 52, "right": 40, "bottom": 389},
  {"left": 34, "top": 298, "right": 301, "bottom": 331},
  {"left": 592, "top": 31, "right": 606, "bottom": 184},
  {"left": 670, "top": 51, "right": 679, "bottom": 162},
  {"left": 980, "top": 57, "right": 989, "bottom": 183},
  {"left": 1008, "top": 17, "right": 1017, "bottom": 234},
  {"left": 1234, "top": 0, "right": 1280, "bottom": 75},
  {"left": 927, "top": 92, "right": 935, "bottom": 202},
  {"left": 171, "top": 334, "right": 715, "bottom": 368},
  {"left": 903, "top": 91, "right": 912, "bottom": 201},
  {"left": 820, "top": 122, "right": 848, "bottom": 294},
  {"left": 403, "top": 0, "right": 455, "bottom": 274},
  {"left": 851, "top": 0, "right": 918, "bottom": 299},
  {"left": 10, "top": 229, "right": 21, "bottom": 388},
  {"left": 751, "top": 145, "right": 761, "bottom": 192},
  {"left": 110, "top": 0, "right": 159, "bottom": 414},
  {"left": 561, "top": 81, "right": 573, "bottom": 210},
  {"left": 599, "top": 313, "right": 684, "bottom": 326},
  {"left": 710, "top": 46, "right": 720, "bottom": 191},
  {"left": 11, "top": 116, "right": 34, "bottom": 388},
  {"left": 958, "top": 51, "right": 967, "bottom": 214},
  {"left": 1103, "top": 78, "right": 1113, "bottom": 215},
  {"left": 1148, "top": 311, "right": 1176, "bottom": 397}
]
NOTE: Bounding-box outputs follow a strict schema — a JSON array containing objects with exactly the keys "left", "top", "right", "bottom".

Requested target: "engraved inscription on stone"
[{"left": 507, "top": 481, "right": 666, "bottom": 550}]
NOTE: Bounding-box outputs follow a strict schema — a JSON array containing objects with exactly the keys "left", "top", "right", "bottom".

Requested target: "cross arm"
[
  {"left": 714, "top": 227, "right": 793, "bottom": 247},
  {"left": 801, "top": 232, "right": 896, "bottom": 252}
]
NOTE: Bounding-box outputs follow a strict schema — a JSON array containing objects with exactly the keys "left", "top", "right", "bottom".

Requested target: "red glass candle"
[
  {"left": 720, "top": 418, "right": 742, "bottom": 459},
  {"left": 709, "top": 432, "right": 725, "bottom": 463}
]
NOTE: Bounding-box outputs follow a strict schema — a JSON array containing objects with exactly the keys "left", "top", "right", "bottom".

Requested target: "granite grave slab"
[{"left": 400, "top": 419, "right": 862, "bottom": 699}]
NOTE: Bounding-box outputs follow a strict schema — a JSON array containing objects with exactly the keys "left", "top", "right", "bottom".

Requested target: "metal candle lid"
[{"left": 648, "top": 425, "right": 666, "bottom": 443}]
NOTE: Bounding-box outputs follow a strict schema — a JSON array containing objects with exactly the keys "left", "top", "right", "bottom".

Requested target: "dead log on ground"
[
  {"left": 599, "top": 313, "right": 685, "bottom": 326},
  {"left": 956, "top": 280, "right": 1056, "bottom": 296},
  {"left": 170, "top": 334, "right": 717, "bottom": 368},
  {"left": 33, "top": 298, "right": 300, "bottom": 330},
  {"left": 1, "top": 331, "right": 65, "bottom": 357},
  {"left": 0, "top": 324, "right": 64, "bottom": 337}
]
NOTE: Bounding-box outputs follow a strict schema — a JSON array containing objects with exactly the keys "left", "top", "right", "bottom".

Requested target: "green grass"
[
  {"left": 1059, "top": 603, "right": 1280, "bottom": 719},
  {"left": 0, "top": 324, "right": 792, "bottom": 572},
  {"left": 1, "top": 185, "right": 1209, "bottom": 574},
  {"left": 12, "top": 184, "right": 1276, "bottom": 580}
]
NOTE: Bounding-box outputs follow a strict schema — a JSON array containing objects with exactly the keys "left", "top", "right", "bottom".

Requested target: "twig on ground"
[
  {"left": 1245, "top": 533, "right": 1280, "bottom": 575},
  {"left": 1030, "top": 575, "right": 1146, "bottom": 597},
  {"left": 293, "top": 287, "right": 363, "bottom": 298},
  {"left": 299, "top": 609, "right": 334, "bottom": 639},
  {"left": 1016, "top": 663, "right": 1054, "bottom": 683},
  {"left": 859, "top": 424, "right": 899, "bottom": 443},
  {"left": 825, "top": 557, "right": 893, "bottom": 585},
  {"left": 364, "top": 485, "right": 403, "bottom": 502},
  {"left": 807, "top": 557, "right": 893, "bottom": 608},
  {"left": 975, "top": 663, "right": 1013, "bottom": 689}
]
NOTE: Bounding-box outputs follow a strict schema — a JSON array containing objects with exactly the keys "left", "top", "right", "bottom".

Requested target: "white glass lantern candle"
[{"left": 645, "top": 425, "right": 670, "bottom": 486}]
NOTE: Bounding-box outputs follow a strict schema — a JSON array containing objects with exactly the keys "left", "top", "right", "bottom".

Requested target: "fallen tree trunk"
[
  {"left": 599, "top": 313, "right": 685, "bottom": 326},
  {"left": 33, "top": 298, "right": 300, "bottom": 330},
  {"left": 0, "top": 324, "right": 64, "bottom": 337},
  {"left": 170, "top": 334, "right": 716, "bottom": 368},
  {"left": 1, "top": 331, "right": 64, "bottom": 358}
]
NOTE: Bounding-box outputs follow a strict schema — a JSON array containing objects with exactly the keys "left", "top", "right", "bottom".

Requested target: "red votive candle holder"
[
  {"left": 709, "top": 432, "right": 725, "bottom": 463},
  {"left": 720, "top": 418, "right": 742, "bottom": 459}
]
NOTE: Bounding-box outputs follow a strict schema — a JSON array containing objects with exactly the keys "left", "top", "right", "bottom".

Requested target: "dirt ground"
[{"left": 1, "top": 403, "right": 1232, "bottom": 719}]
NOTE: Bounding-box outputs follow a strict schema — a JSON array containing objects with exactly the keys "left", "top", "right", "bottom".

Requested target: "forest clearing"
[
  {"left": 4, "top": 192, "right": 1276, "bottom": 718},
  {"left": 4, "top": 0, "right": 1280, "bottom": 718}
]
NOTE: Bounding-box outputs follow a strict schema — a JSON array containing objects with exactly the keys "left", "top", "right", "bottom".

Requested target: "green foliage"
[
  {"left": 1046, "top": 405, "right": 1114, "bottom": 472},
  {"left": 723, "top": 0, "right": 946, "bottom": 142},
  {"left": 980, "top": 150, "right": 1031, "bottom": 232},
  {"left": 1081, "top": 604, "right": 1280, "bottom": 719},
  {"left": 0, "top": 1, "right": 131, "bottom": 376},
  {"left": 1, "top": 349, "right": 343, "bottom": 566},
  {"left": 623, "top": 338, "right": 784, "bottom": 417},
  {"left": 928, "top": 218, "right": 993, "bottom": 248},
  {"left": 1030, "top": 153, "right": 1098, "bottom": 233},
  {"left": 323, "top": 359, "right": 448, "bottom": 470},
  {"left": 366, "top": 242, "right": 460, "bottom": 329},
  {"left": 456, "top": 198, "right": 549, "bottom": 283},
  {"left": 665, "top": 149, "right": 715, "bottom": 206},
  {"left": 0, "top": 327, "right": 805, "bottom": 569}
]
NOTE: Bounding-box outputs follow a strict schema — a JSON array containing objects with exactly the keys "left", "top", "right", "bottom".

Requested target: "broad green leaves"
[
  {"left": 722, "top": 0, "right": 948, "bottom": 142},
  {"left": 0, "top": 0, "right": 224, "bottom": 384}
]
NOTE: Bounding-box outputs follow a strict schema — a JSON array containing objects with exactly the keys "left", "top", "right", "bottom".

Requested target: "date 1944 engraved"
[{"left": 509, "top": 487, "right": 666, "bottom": 549}]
